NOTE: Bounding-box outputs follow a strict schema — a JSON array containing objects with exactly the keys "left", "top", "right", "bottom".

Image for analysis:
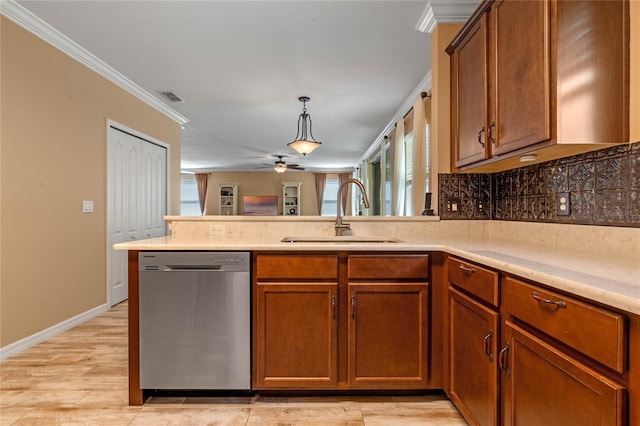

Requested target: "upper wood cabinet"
[
  {"left": 450, "top": 12, "right": 490, "bottom": 167},
  {"left": 447, "top": 0, "right": 630, "bottom": 172}
]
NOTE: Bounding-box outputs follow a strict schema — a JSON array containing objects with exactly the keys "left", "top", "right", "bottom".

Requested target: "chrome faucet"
[{"left": 335, "top": 178, "right": 370, "bottom": 236}]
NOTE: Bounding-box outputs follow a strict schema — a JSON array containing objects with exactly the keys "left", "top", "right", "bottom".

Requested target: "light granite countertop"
[{"left": 114, "top": 232, "right": 640, "bottom": 315}]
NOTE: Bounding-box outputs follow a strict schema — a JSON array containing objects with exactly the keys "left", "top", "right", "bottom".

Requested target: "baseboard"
[{"left": 0, "top": 303, "right": 110, "bottom": 360}]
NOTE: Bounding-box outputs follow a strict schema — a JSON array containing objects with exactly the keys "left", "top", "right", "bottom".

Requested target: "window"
[
  {"left": 321, "top": 177, "right": 339, "bottom": 216},
  {"left": 180, "top": 175, "right": 201, "bottom": 216},
  {"left": 425, "top": 119, "right": 431, "bottom": 193},
  {"left": 405, "top": 128, "right": 414, "bottom": 215}
]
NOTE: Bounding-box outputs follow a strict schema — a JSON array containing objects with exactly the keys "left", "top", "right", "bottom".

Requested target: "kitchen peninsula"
[{"left": 115, "top": 216, "right": 640, "bottom": 425}]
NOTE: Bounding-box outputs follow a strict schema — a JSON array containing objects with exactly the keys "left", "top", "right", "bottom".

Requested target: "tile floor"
[{"left": 1, "top": 302, "right": 467, "bottom": 425}]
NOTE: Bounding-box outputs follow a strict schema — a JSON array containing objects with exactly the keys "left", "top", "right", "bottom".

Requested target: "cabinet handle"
[
  {"left": 499, "top": 343, "right": 510, "bottom": 378},
  {"left": 483, "top": 329, "right": 493, "bottom": 361},
  {"left": 351, "top": 295, "right": 356, "bottom": 319},
  {"left": 488, "top": 121, "right": 496, "bottom": 144},
  {"left": 331, "top": 295, "right": 336, "bottom": 319},
  {"left": 477, "top": 127, "right": 485, "bottom": 148},
  {"left": 532, "top": 291, "right": 567, "bottom": 309},
  {"left": 458, "top": 264, "right": 476, "bottom": 275}
]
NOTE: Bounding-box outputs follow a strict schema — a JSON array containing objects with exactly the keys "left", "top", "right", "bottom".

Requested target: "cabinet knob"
[
  {"left": 532, "top": 291, "right": 567, "bottom": 309},
  {"left": 477, "top": 127, "right": 485, "bottom": 148},
  {"left": 351, "top": 295, "right": 356, "bottom": 319},
  {"left": 488, "top": 121, "right": 496, "bottom": 144},
  {"left": 499, "top": 343, "right": 511, "bottom": 377},
  {"left": 459, "top": 264, "right": 476, "bottom": 275},
  {"left": 331, "top": 295, "right": 336, "bottom": 319},
  {"left": 483, "top": 329, "right": 494, "bottom": 361}
]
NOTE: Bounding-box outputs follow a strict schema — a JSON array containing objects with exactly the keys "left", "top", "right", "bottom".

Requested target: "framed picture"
[{"left": 243, "top": 195, "right": 278, "bottom": 216}]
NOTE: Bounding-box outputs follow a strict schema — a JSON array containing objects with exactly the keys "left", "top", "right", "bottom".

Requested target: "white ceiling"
[{"left": 14, "top": 1, "right": 450, "bottom": 172}]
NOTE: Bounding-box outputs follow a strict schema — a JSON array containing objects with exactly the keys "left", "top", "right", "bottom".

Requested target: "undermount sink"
[{"left": 280, "top": 236, "right": 403, "bottom": 243}]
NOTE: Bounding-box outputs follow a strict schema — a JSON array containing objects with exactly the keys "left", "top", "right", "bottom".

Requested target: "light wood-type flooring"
[{"left": 1, "top": 302, "right": 467, "bottom": 425}]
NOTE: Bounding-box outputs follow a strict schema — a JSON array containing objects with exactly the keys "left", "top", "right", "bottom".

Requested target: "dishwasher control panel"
[{"left": 139, "top": 251, "right": 250, "bottom": 272}]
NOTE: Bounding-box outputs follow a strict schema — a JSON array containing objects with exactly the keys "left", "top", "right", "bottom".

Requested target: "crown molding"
[
  {"left": 0, "top": 0, "right": 189, "bottom": 125},
  {"left": 359, "top": 71, "right": 432, "bottom": 164},
  {"left": 415, "top": 0, "right": 480, "bottom": 33}
]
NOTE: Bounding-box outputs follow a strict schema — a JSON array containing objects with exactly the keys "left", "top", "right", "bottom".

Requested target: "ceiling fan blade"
[{"left": 288, "top": 165, "right": 305, "bottom": 170}]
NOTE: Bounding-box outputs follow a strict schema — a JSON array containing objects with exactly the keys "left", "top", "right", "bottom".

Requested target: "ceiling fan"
[{"left": 257, "top": 155, "right": 305, "bottom": 173}]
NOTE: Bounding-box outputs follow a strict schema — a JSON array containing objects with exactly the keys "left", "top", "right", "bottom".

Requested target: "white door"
[
  {"left": 141, "top": 142, "right": 167, "bottom": 238},
  {"left": 108, "top": 124, "right": 168, "bottom": 306}
]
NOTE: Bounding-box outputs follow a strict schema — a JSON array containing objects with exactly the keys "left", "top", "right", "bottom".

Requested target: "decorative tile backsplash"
[{"left": 438, "top": 142, "right": 640, "bottom": 227}]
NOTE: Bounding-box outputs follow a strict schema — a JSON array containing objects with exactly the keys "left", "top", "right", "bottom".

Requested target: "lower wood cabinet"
[
  {"left": 448, "top": 287, "right": 499, "bottom": 426},
  {"left": 253, "top": 252, "right": 430, "bottom": 390},
  {"left": 500, "top": 276, "right": 628, "bottom": 426},
  {"left": 446, "top": 257, "right": 631, "bottom": 425},
  {"left": 254, "top": 283, "right": 338, "bottom": 388},
  {"left": 348, "top": 283, "right": 429, "bottom": 388},
  {"left": 501, "top": 321, "right": 625, "bottom": 426}
]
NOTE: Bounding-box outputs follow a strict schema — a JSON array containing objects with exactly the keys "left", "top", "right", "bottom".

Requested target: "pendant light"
[{"left": 287, "top": 96, "right": 322, "bottom": 155}]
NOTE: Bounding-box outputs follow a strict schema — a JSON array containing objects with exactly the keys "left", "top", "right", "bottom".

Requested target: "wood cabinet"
[
  {"left": 348, "top": 284, "right": 428, "bottom": 388},
  {"left": 500, "top": 276, "right": 627, "bottom": 425},
  {"left": 255, "top": 283, "right": 338, "bottom": 388},
  {"left": 218, "top": 183, "right": 237, "bottom": 215},
  {"left": 501, "top": 321, "right": 625, "bottom": 426},
  {"left": 446, "top": 258, "right": 632, "bottom": 425},
  {"left": 282, "top": 182, "right": 301, "bottom": 216},
  {"left": 450, "top": 12, "right": 489, "bottom": 167},
  {"left": 448, "top": 0, "right": 630, "bottom": 172},
  {"left": 253, "top": 252, "right": 430, "bottom": 390},
  {"left": 253, "top": 254, "right": 338, "bottom": 388},
  {"left": 447, "top": 257, "right": 499, "bottom": 426}
]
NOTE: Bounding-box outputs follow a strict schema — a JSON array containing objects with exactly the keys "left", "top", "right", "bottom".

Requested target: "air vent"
[{"left": 158, "top": 91, "right": 184, "bottom": 102}]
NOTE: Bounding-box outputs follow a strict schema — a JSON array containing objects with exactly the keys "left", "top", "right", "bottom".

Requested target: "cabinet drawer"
[
  {"left": 348, "top": 255, "right": 429, "bottom": 280},
  {"left": 447, "top": 257, "right": 499, "bottom": 307},
  {"left": 256, "top": 254, "right": 338, "bottom": 279},
  {"left": 502, "top": 277, "right": 626, "bottom": 373}
]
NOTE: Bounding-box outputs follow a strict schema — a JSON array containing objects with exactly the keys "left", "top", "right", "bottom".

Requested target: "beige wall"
[
  {"left": 204, "top": 172, "right": 320, "bottom": 216},
  {"left": 0, "top": 18, "right": 181, "bottom": 347},
  {"left": 430, "top": 23, "right": 463, "bottom": 213}
]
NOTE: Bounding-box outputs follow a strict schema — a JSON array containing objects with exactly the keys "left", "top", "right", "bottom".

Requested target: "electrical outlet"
[
  {"left": 208, "top": 224, "right": 226, "bottom": 237},
  {"left": 476, "top": 198, "right": 486, "bottom": 214},
  {"left": 447, "top": 198, "right": 460, "bottom": 213},
  {"left": 557, "top": 192, "right": 570, "bottom": 216}
]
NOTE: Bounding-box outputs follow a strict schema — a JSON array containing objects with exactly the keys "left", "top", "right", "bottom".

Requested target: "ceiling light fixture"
[
  {"left": 274, "top": 163, "right": 287, "bottom": 173},
  {"left": 287, "top": 96, "right": 322, "bottom": 156}
]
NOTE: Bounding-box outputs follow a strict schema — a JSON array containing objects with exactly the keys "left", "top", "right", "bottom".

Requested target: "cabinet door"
[
  {"left": 254, "top": 283, "right": 338, "bottom": 389},
  {"left": 501, "top": 321, "right": 625, "bottom": 426},
  {"left": 449, "top": 288, "right": 499, "bottom": 426},
  {"left": 452, "top": 12, "right": 489, "bottom": 167},
  {"left": 492, "top": 0, "right": 551, "bottom": 155},
  {"left": 348, "top": 283, "right": 429, "bottom": 388}
]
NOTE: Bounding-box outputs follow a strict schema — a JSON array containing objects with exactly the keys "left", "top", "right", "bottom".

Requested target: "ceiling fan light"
[
  {"left": 274, "top": 163, "right": 287, "bottom": 173},
  {"left": 287, "top": 139, "right": 322, "bottom": 156}
]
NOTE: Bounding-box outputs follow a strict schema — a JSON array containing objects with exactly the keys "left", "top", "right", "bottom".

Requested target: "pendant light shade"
[{"left": 288, "top": 96, "right": 322, "bottom": 156}]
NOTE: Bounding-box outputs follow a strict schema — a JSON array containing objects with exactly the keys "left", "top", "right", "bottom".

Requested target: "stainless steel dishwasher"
[{"left": 138, "top": 251, "right": 250, "bottom": 390}]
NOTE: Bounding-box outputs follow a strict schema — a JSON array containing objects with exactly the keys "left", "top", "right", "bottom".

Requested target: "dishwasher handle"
[{"left": 164, "top": 265, "right": 223, "bottom": 271}]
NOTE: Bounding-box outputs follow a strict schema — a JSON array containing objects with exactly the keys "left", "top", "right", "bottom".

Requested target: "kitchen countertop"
[{"left": 114, "top": 233, "right": 640, "bottom": 315}]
